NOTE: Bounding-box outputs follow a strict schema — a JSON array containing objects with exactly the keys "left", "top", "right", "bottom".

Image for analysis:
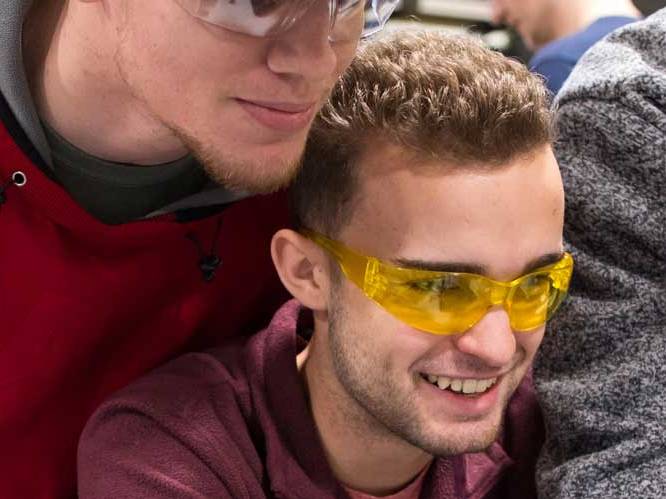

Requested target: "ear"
[{"left": 271, "top": 229, "right": 330, "bottom": 312}]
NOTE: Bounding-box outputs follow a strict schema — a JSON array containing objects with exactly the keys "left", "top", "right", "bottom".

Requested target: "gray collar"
[{"left": 0, "top": 0, "right": 52, "bottom": 167}]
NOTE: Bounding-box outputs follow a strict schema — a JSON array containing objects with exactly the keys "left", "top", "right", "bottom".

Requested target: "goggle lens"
[
  {"left": 174, "top": 0, "right": 399, "bottom": 41},
  {"left": 305, "top": 231, "right": 574, "bottom": 335}
]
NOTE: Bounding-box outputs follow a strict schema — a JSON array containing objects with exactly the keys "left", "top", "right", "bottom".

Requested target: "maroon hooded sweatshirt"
[{"left": 78, "top": 300, "right": 545, "bottom": 499}]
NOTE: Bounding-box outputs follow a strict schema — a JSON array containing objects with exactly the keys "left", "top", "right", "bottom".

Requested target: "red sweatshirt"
[{"left": 0, "top": 117, "right": 289, "bottom": 498}]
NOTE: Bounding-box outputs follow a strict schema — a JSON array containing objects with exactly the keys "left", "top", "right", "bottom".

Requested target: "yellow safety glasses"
[{"left": 304, "top": 230, "right": 574, "bottom": 335}]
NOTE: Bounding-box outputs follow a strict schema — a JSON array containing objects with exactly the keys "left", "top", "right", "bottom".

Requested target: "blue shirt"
[{"left": 529, "top": 16, "right": 638, "bottom": 95}]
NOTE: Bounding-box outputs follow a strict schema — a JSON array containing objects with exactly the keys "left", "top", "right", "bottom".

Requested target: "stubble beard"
[
  {"left": 326, "top": 278, "right": 506, "bottom": 457},
  {"left": 174, "top": 126, "right": 305, "bottom": 194}
]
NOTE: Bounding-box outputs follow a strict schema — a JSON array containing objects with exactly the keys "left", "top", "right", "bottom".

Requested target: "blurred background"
[{"left": 386, "top": 0, "right": 666, "bottom": 63}]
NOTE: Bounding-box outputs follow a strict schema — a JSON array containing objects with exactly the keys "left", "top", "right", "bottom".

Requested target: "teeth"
[
  {"left": 424, "top": 374, "right": 497, "bottom": 395},
  {"left": 462, "top": 379, "right": 477, "bottom": 394},
  {"left": 436, "top": 376, "right": 450, "bottom": 390}
]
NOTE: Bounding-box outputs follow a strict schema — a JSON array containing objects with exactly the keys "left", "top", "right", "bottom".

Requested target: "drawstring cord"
[
  {"left": 0, "top": 171, "right": 27, "bottom": 206},
  {"left": 186, "top": 216, "right": 223, "bottom": 283}
]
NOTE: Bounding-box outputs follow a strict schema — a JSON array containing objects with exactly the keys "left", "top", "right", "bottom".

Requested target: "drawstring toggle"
[
  {"left": 199, "top": 255, "right": 221, "bottom": 282},
  {"left": 0, "top": 171, "right": 27, "bottom": 205},
  {"left": 186, "top": 216, "right": 224, "bottom": 283}
]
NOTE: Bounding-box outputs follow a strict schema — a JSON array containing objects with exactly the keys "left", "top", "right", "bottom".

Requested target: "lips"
[
  {"left": 241, "top": 99, "right": 314, "bottom": 113},
  {"left": 418, "top": 370, "right": 505, "bottom": 416},
  {"left": 235, "top": 98, "right": 317, "bottom": 133}
]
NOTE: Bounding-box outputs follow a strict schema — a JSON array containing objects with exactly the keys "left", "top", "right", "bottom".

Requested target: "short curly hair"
[{"left": 291, "top": 31, "right": 554, "bottom": 236}]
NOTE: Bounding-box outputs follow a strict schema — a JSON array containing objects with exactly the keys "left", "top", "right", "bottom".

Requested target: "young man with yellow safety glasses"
[{"left": 79, "top": 32, "right": 570, "bottom": 498}]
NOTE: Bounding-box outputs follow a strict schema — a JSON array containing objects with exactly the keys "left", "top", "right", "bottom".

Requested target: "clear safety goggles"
[
  {"left": 174, "top": 0, "right": 399, "bottom": 41},
  {"left": 304, "top": 230, "right": 574, "bottom": 335}
]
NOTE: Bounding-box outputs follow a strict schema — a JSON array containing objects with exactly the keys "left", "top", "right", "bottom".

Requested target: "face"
[
  {"left": 107, "top": 1, "right": 358, "bottom": 192},
  {"left": 490, "top": 0, "right": 557, "bottom": 50},
  {"left": 323, "top": 143, "right": 564, "bottom": 456}
]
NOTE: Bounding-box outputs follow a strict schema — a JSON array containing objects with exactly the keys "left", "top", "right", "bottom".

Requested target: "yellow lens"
[
  {"left": 507, "top": 261, "right": 572, "bottom": 331},
  {"left": 364, "top": 260, "right": 496, "bottom": 335},
  {"left": 303, "top": 230, "right": 573, "bottom": 336},
  {"left": 505, "top": 274, "right": 550, "bottom": 331}
]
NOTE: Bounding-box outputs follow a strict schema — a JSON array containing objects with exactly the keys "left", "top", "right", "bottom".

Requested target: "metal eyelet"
[{"left": 12, "top": 171, "right": 27, "bottom": 187}]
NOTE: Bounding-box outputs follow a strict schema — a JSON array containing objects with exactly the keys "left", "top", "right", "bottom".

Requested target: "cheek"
[
  {"left": 342, "top": 284, "right": 430, "bottom": 371},
  {"left": 118, "top": 27, "right": 195, "bottom": 96},
  {"left": 515, "top": 327, "right": 545, "bottom": 362},
  {"left": 119, "top": 7, "right": 251, "bottom": 96}
]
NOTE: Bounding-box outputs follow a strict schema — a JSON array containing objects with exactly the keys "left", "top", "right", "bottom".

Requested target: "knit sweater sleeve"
[{"left": 533, "top": 9, "right": 666, "bottom": 499}]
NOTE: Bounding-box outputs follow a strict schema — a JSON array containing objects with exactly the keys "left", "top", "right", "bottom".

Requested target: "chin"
[
  {"left": 188, "top": 135, "right": 305, "bottom": 193},
  {"left": 427, "top": 417, "right": 503, "bottom": 457},
  {"left": 211, "top": 155, "right": 302, "bottom": 194}
]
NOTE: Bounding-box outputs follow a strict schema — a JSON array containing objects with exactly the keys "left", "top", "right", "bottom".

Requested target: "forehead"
[{"left": 340, "top": 143, "right": 564, "bottom": 278}]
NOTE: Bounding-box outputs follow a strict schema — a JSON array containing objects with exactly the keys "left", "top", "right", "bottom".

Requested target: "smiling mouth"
[{"left": 420, "top": 373, "right": 498, "bottom": 396}]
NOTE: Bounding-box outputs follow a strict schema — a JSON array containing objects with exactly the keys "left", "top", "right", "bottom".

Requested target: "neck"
[
  {"left": 548, "top": 0, "right": 640, "bottom": 43},
  {"left": 299, "top": 318, "right": 432, "bottom": 496},
  {"left": 23, "top": 1, "right": 187, "bottom": 165}
]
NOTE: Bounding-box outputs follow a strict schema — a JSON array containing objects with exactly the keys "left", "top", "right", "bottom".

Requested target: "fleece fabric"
[{"left": 533, "top": 8, "right": 666, "bottom": 498}]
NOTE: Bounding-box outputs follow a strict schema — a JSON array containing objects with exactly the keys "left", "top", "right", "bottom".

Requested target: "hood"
[{"left": 0, "top": 0, "right": 51, "bottom": 167}]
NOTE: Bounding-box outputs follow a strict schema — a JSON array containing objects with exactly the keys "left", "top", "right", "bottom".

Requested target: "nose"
[
  {"left": 453, "top": 306, "right": 516, "bottom": 368},
  {"left": 266, "top": 2, "right": 340, "bottom": 85}
]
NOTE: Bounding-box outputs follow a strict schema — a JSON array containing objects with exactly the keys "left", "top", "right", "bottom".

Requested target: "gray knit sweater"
[{"left": 534, "top": 8, "right": 666, "bottom": 498}]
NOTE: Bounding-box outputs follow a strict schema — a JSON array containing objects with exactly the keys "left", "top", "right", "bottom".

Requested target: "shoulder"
[
  {"left": 530, "top": 39, "right": 579, "bottom": 70},
  {"left": 78, "top": 344, "right": 263, "bottom": 498},
  {"left": 81, "top": 340, "right": 254, "bottom": 444},
  {"left": 553, "top": 11, "right": 666, "bottom": 160},
  {"left": 531, "top": 16, "right": 638, "bottom": 72},
  {"left": 108, "top": 338, "right": 251, "bottom": 412},
  {"left": 556, "top": 12, "right": 665, "bottom": 105},
  {"left": 529, "top": 35, "right": 586, "bottom": 95}
]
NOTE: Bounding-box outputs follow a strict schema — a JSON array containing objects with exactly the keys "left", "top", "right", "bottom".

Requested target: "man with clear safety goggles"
[
  {"left": 80, "top": 32, "right": 566, "bottom": 498},
  {"left": 4, "top": 1, "right": 398, "bottom": 498}
]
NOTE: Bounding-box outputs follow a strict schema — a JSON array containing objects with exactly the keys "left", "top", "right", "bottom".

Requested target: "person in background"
[
  {"left": 533, "top": 8, "right": 666, "bottom": 498},
  {"left": 78, "top": 31, "right": 571, "bottom": 499},
  {"left": 490, "top": 0, "right": 641, "bottom": 94},
  {"left": 0, "top": 1, "right": 397, "bottom": 497}
]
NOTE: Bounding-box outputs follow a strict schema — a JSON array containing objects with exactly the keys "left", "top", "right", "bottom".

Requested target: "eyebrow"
[{"left": 392, "top": 251, "right": 565, "bottom": 277}]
